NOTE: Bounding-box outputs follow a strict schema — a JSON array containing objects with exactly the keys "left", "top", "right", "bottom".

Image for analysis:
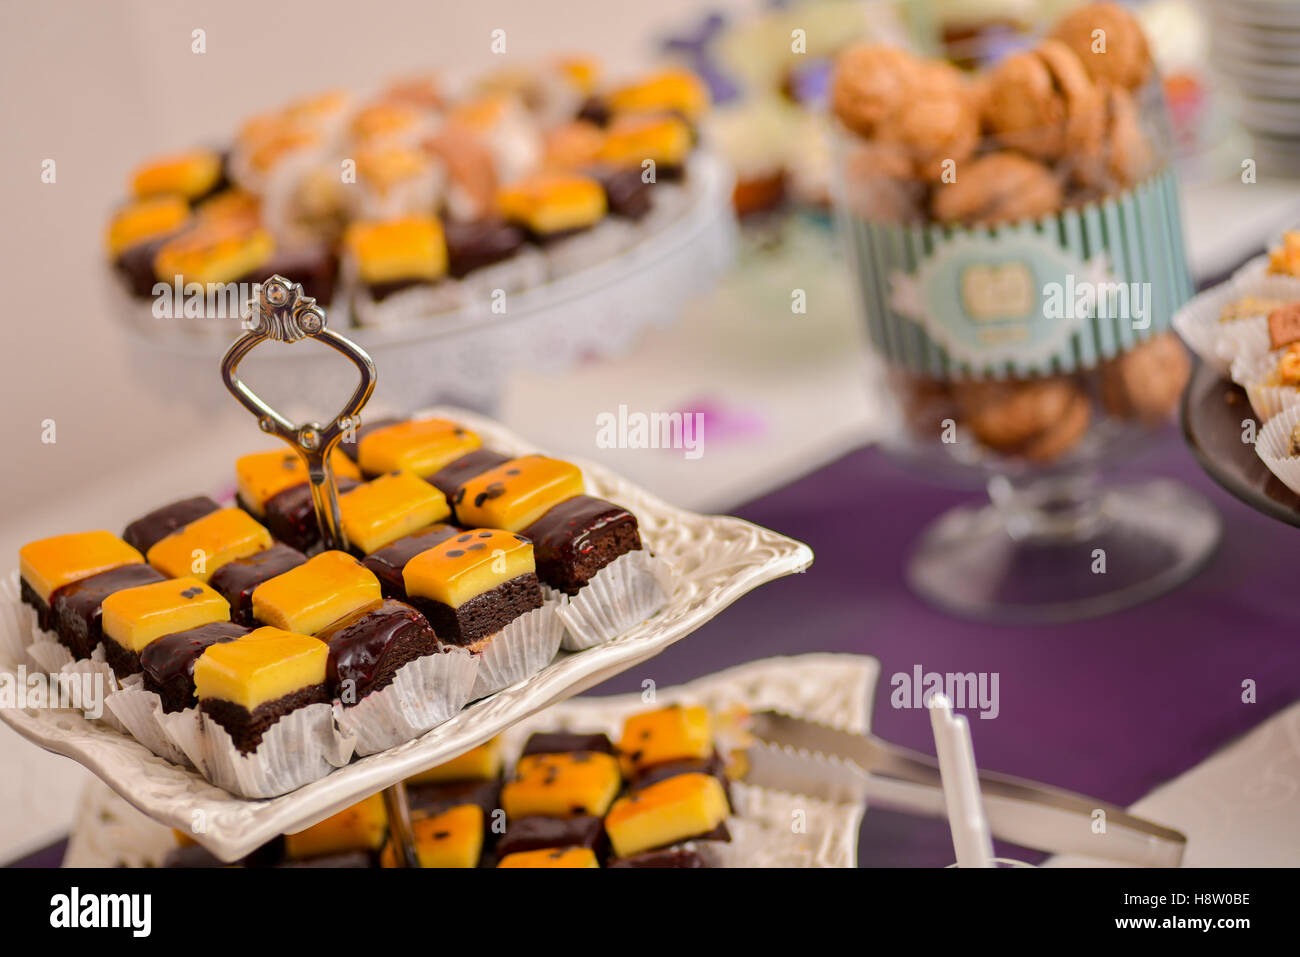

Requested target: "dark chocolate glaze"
[
  {"left": 318, "top": 598, "right": 441, "bottom": 696},
  {"left": 407, "top": 778, "right": 501, "bottom": 820},
  {"left": 444, "top": 219, "right": 525, "bottom": 278},
  {"left": 590, "top": 166, "right": 654, "bottom": 220},
  {"left": 361, "top": 524, "right": 463, "bottom": 599},
  {"left": 521, "top": 495, "right": 641, "bottom": 595},
  {"left": 122, "top": 495, "right": 221, "bottom": 555},
  {"left": 521, "top": 731, "right": 615, "bottom": 757},
  {"left": 260, "top": 477, "right": 359, "bottom": 553},
  {"left": 576, "top": 96, "right": 611, "bottom": 127},
  {"left": 50, "top": 564, "right": 167, "bottom": 659},
  {"left": 427, "top": 449, "right": 511, "bottom": 503},
  {"left": 496, "top": 815, "right": 608, "bottom": 861},
  {"left": 140, "top": 621, "right": 247, "bottom": 712},
  {"left": 209, "top": 543, "right": 307, "bottom": 626},
  {"left": 115, "top": 234, "right": 182, "bottom": 298}
]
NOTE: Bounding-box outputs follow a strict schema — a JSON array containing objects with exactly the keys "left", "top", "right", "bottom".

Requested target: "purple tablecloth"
[{"left": 586, "top": 424, "right": 1300, "bottom": 866}]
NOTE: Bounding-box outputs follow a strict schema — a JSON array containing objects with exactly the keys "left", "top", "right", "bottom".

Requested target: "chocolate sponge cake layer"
[
  {"left": 48, "top": 564, "right": 166, "bottom": 659},
  {"left": 320, "top": 599, "right": 443, "bottom": 702},
  {"left": 407, "top": 573, "right": 542, "bottom": 646},
  {"left": 200, "top": 683, "right": 331, "bottom": 754},
  {"left": 522, "top": 495, "right": 641, "bottom": 595},
  {"left": 20, "top": 578, "right": 53, "bottom": 632}
]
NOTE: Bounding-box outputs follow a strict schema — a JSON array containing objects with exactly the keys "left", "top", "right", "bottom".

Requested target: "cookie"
[
  {"left": 880, "top": 60, "right": 979, "bottom": 182},
  {"left": 1071, "top": 83, "right": 1152, "bottom": 192},
  {"left": 1097, "top": 332, "right": 1190, "bottom": 424},
  {"left": 839, "top": 138, "right": 925, "bottom": 222},
  {"left": 982, "top": 40, "right": 1103, "bottom": 161},
  {"left": 1050, "top": 1, "right": 1152, "bottom": 92},
  {"left": 830, "top": 45, "right": 919, "bottom": 138},
  {"left": 930, "top": 152, "right": 1063, "bottom": 226},
  {"left": 953, "top": 377, "right": 1081, "bottom": 451},
  {"left": 1020, "top": 393, "right": 1091, "bottom": 462}
]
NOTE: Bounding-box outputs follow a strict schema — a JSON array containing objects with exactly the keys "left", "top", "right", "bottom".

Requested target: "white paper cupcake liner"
[
  {"left": 26, "top": 638, "right": 73, "bottom": 675},
  {"left": 104, "top": 677, "right": 193, "bottom": 767},
  {"left": 161, "top": 700, "right": 353, "bottom": 799},
  {"left": 469, "top": 602, "right": 565, "bottom": 699},
  {"left": 1172, "top": 272, "right": 1300, "bottom": 373},
  {"left": 0, "top": 572, "right": 34, "bottom": 670},
  {"left": 334, "top": 646, "right": 478, "bottom": 756},
  {"left": 1255, "top": 403, "right": 1300, "bottom": 497},
  {"left": 455, "top": 249, "right": 548, "bottom": 304},
  {"left": 553, "top": 550, "right": 674, "bottom": 651},
  {"left": 1231, "top": 349, "right": 1300, "bottom": 422}
]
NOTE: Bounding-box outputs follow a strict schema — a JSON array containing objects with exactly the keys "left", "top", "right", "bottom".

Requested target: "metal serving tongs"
[
  {"left": 219, "top": 275, "right": 420, "bottom": 867},
  {"left": 745, "top": 710, "right": 1188, "bottom": 867}
]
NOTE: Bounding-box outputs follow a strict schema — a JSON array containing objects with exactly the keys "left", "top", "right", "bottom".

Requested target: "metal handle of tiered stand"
[{"left": 219, "top": 274, "right": 420, "bottom": 867}]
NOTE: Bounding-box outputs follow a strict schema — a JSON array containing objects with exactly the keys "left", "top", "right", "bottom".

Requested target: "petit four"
[
  {"left": 250, "top": 550, "right": 381, "bottom": 635},
  {"left": 520, "top": 731, "right": 615, "bottom": 757},
  {"left": 452, "top": 454, "right": 584, "bottom": 532},
  {"left": 604, "top": 772, "right": 730, "bottom": 859},
  {"left": 401, "top": 529, "right": 542, "bottom": 646},
  {"left": 284, "top": 793, "right": 387, "bottom": 861},
  {"left": 131, "top": 149, "right": 225, "bottom": 203},
  {"left": 140, "top": 621, "right": 248, "bottom": 713},
  {"left": 607, "top": 68, "right": 709, "bottom": 122},
  {"left": 106, "top": 197, "right": 192, "bottom": 296},
  {"left": 427, "top": 448, "right": 512, "bottom": 505},
  {"left": 338, "top": 471, "right": 452, "bottom": 555},
  {"left": 617, "top": 704, "right": 713, "bottom": 775},
  {"left": 360, "top": 524, "right": 463, "bottom": 599},
  {"left": 380, "top": 804, "right": 484, "bottom": 868},
  {"left": 353, "top": 418, "right": 481, "bottom": 478},
  {"left": 235, "top": 447, "right": 361, "bottom": 519},
  {"left": 496, "top": 173, "right": 607, "bottom": 242},
  {"left": 317, "top": 598, "right": 443, "bottom": 702},
  {"left": 99, "top": 577, "right": 231, "bottom": 678},
  {"left": 596, "top": 114, "right": 692, "bottom": 177},
  {"left": 209, "top": 543, "right": 308, "bottom": 626},
  {"left": 153, "top": 220, "right": 275, "bottom": 287},
  {"left": 406, "top": 737, "right": 504, "bottom": 819},
  {"left": 407, "top": 736, "right": 503, "bottom": 784},
  {"left": 145, "top": 507, "right": 273, "bottom": 581},
  {"left": 501, "top": 750, "right": 622, "bottom": 818},
  {"left": 193, "top": 626, "right": 330, "bottom": 753},
  {"left": 19, "top": 531, "right": 145, "bottom": 630},
  {"left": 521, "top": 494, "right": 642, "bottom": 596},
  {"left": 344, "top": 215, "right": 448, "bottom": 299},
  {"left": 496, "top": 846, "right": 599, "bottom": 868},
  {"left": 123, "top": 496, "right": 221, "bottom": 555},
  {"left": 48, "top": 564, "right": 167, "bottom": 660}
]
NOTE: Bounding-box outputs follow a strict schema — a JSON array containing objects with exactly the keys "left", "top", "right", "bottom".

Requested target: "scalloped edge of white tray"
[
  {"left": 65, "top": 653, "right": 875, "bottom": 868},
  {"left": 0, "top": 406, "right": 813, "bottom": 862}
]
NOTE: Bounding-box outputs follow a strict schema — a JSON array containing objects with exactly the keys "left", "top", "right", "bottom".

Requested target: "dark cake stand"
[{"left": 1181, "top": 360, "right": 1300, "bottom": 529}]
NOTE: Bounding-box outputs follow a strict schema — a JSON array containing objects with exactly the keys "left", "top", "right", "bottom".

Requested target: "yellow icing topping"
[
  {"left": 105, "top": 196, "right": 191, "bottom": 259},
  {"left": 19, "top": 531, "right": 144, "bottom": 604},
  {"left": 597, "top": 114, "right": 692, "bottom": 168},
  {"left": 339, "top": 472, "right": 451, "bottom": 555},
  {"left": 605, "top": 772, "right": 728, "bottom": 859},
  {"left": 344, "top": 216, "right": 448, "bottom": 285},
  {"left": 501, "top": 751, "right": 622, "bottom": 818},
  {"left": 131, "top": 149, "right": 222, "bottom": 201},
  {"left": 453, "top": 455, "right": 583, "bottom": 532},
  {"left": 100, "top": 577, "right": 229, "bottom": 654},
  {"left": 618, "top": 704, "right": 713, "bottom": 775},
  {"left": 285, "top": 794, "right": 387, "bottom": 859},
  {"left": 402, "top": 529, "right": 534, "bottom": 608},
  {"left": 496, "top": 174, "right": 606, "bottom": 236},
  {"left": 407, "top": 736, "right": 503, "bottom": 784},
  {"left": 251, "top": 550, "right": 381, "bottom": 635},
  {"left": 153, "top": 222, "right": 275, "bottom": 285},
  {"left": 382, "top": 804, "right": 484, "bottom": 868},
  {"left": 357, "top": 419, "right": 481, "bottom": 478},
  {"left": 608, "top": 68, "right": 708, "bottom": 120},
  {"left": 497, "top": 847, "right": 599, "bottom": 869},
  {"left": 193, "top": 626, "right": 328, "bottom": 711},
  {"left": 235, "top": 447, "right": 361, "bottom": 517},
  {"left": 146, "top": 508, "right": 272, "bottom": 582}
]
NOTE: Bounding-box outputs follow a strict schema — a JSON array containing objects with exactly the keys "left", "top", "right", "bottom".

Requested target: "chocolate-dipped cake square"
[
  {"left": 617, "top": 704, "right": 713, "bottom": 775},
  {"left": 496, "top": 173, "right": 607, "bottom": 243},
  {"left": 451, "top": 455, "right": 584, "bottom": 532},
  {"left": 604, "top": 772, "right": 730, "bottom": 859},
  {"left": 351, "top": 417, "right": 480, "bottom": 479},
  {"left": 401, "top": 529, "right": 542, "bottom": 646},
  {"left": 209, "top": 543, "right": 308, "bottom": 626},
  {"left": 19, "top": 531, "right": 145, "bottom": 632},
  {"left": 444, "top": 219, "right": 526, "bottom": 279},
  {"left": 521, "top": 495, "right": 642, "bottom": 595},
  {"left": 407, "top": 736, "right": 503, "bottom": 784},
  {"left": 131, "top": 148, "right": 224, "bottom": 203},
  {"left": 338, "top": 471, "right": 451, "bottom": 555},
  {"left": 123, "top": 496, "right": 221, "bottom": 555},
  {"left": 501, "top": 751, "right": 622, "bottom": 819},
  {"left": 262, "top": 477, "right": 361, "bottom": 554},
  {"left": 140, "top": 621, "right": 248, "bottom": 713},
  {"left": 344, "top": 215, "right": 448, "bottom": 302},
  {"left": 360, "top": 524, "right": 462, "bottom": 600},
  {"left": 318, "top": 598, "right": 443, "bottom": 703},
  {"left": 596, "top": 114, "right": 692, "bottom": 179},
  {"left": 250, "top": 550, "right": 381, "bottom": 635},
  {"left": 589, "top": 166, "right": 654, "bottom": 219},
  {"left": 407, "top": 778, "right": 502, "bottom": 819},
  {"left": 520, "top": 731, "right": 615, "bottom": 757},
  {"left": 106, "top": 197, "right": 191, "bottom": 297},
  {"left": 339, "top": 416, "right": 404, "bottom": 463},
  {"left": 100, "top": 577, "right": 231, "bottom": 679},
  {"left": 235, "top": 448, "right": 361, "bottom": 552},
  {"left": 496, "top": 847, "right": 598, "bottom": 868},
  {"left": 145, "top": 507, "right": 273, "bottom": 582},
  {"left": 284, "top": 794, "right": 387, "bottom": 862},
  {"left": 426, "top": 448, "right": 511, "bottom": 501},
  {"left": 50, "top": 564, "right": 167, "bottom": 660},
  {"left": 193, "top": 626, "right": 330, "bottom": 753},
  {"left": 380, "top": 804, "right": 483, "bottom": 869}
]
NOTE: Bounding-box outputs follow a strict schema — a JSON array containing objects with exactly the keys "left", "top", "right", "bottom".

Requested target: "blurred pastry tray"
[
  {"left": 65, "top": 654, "right": 873, "bottom": 868},
  {"left": 0, "top": 407, "right": 812, "bottom": 862}
]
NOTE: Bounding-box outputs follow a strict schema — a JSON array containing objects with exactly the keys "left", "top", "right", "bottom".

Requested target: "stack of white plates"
[{"left": 1208, "top": 0, "right": 1300, "bottom": 172}]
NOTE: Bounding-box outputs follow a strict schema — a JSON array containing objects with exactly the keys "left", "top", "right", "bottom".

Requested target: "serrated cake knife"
[{"left": 745, "top": 710, "right": 1187, "bottom": 867}]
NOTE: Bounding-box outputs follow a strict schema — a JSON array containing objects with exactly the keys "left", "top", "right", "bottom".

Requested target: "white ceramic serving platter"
[
  {"left": 0, "top": 407, "right": 812, "bottom": 862},
  {"left": 65, "top": 654, "right": 875, "bottom": 868}
]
